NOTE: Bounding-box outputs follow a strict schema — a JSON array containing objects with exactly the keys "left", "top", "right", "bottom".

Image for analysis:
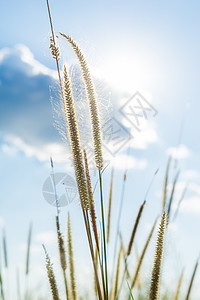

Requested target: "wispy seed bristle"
[
  {"left": 60, "top": 33, "right": 103, "bottom": 170},
  {"left": 63, "top": 65, "right": 89, "bottom": 210}
]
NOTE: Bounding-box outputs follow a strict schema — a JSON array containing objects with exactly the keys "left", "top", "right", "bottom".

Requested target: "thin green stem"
[{"left": 99, "top": 169, "right": 108, "bottom": 299}]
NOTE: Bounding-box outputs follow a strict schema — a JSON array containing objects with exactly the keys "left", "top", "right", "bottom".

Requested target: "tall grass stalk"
[
  {"left": 107, "top": 168, "right": 114, "bottom": 244},
  {"left": 112, "top": 244, "right": 122, "bottom": 300},
  {"left": 25, "top": 223, "right": 32, "bottom": 275},
  {"left": 56, "top": 216, "right": 69, "bottom": 300},
  {"left": 131, "top": 217, "right": 158, "bottom": 289},
  {"left": 162, "top": 157, "right": 171, "bottom": 211},
  {"left": 173, "top": 269, "right": 184, "bottom": 300},
  {"left": 67, "top": 214, "right": 77, "bottom": 300},
  {"left": 185, "top": 256, "right": 199, "bottom": 300},
  {"left": 0, "top": 270, "right": 4, "bottom": 300},
  {"left": 117, "top": 200, "right": 146, "bottom": 298},
  {"left": 149, "top": 212, "right": 166, "bottom": 300}
]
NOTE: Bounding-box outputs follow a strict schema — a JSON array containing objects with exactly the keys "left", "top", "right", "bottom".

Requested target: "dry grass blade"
[
  {"left": 46, "top": 0, "right": 64, "bottom": 100},
  {"left": 84, "top": 149, "right": 99, "bottom": 251},
  {"left": 60, "top": 33, "right": 103, "bottom": 170},
  {"left": 68, "top": 214, "right": 77, "bottom": 300},
  {"left": 167, "top": 171, "right": 180, "bottom": 223},
  {"left": 173, "top": 269, "right": 184, "bottom": 300},
  {"left": 43, "top": 245, "right": 60, "bottom": 300},
  {"left": 2, "top": 230, "right": 8, "bottom": 268},
  {"left": 63, "top": 65, "right": 89, "bottom": 210},
  {"left": 149, "top": 211, "right": 166, "bottom": 300},
  {"left": 172, "top": 184, "right": 188, "bottom": 222},
  {"left": 185, "top": 257, "right": 199, "bottom": 300},
  {"left": 162, "top": 157, "right": 171, "bottom": 211},
  {"left": 131, "top": 217, "right": 158, "bottom": 289},
  {"left": 107, "top": 168, "right": 114, "bottom": 243},
  {"left": 25, "top": 223, "right": 32, "bottom": 275},
  {"left": 112, "top": 244, "right": 122, "bottom": 300},
  {"left": 127, "top": 200, "right": 146, "bottom": 256}
]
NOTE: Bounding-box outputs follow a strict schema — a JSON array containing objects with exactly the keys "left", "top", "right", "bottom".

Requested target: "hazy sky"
[{"left": 1, "top": 1, "right": 200, "bottom": 299}]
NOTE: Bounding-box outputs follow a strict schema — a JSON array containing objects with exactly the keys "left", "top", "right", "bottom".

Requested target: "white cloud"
[
  {"left": 183, "top": 170, "right": 200, "bottom": 181},
  {"left": 0, "top": 45, "right": 57, "bottom": 79},
  {"left": 0, "top": 217, "right": 4, "bottom": 228},
  {"left": 167, "top": 144, "right": 190, "bottom": 159},
  {"left": 35, "top": 231, "right": 57, "bottom": 245},
  {"left": 110, "top": 153, "right": 147, "bottom": 170},
  {"left": 181, "top": 196, "right": 200, "bottom": 214},
  {"left": 130, "top": 124, "right": 158, "bottom": 149},
  {"left": 0, "top": 47, "right": 10, "bottom": 63},
  {"left": 15, "top": 44, "right": 57, "bottom": 79},
  {"left": 2, "top": 135, "right": 68, "bottom": 162}
]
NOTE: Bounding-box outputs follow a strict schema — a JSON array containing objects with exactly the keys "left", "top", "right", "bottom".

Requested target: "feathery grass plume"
[
  {"left": 127, "top": 200, "right": 146, "bottom": 256},
  {"left": 149, "top": 211, "right": 166, "bottom": 300},
  {"left": 131, "top": 217, "right": 158, "bottom": 289},
  {"left": 43, "top": 245, "right": 60, "bottom": 300},
  {"left": 55, "top": 216, "right": 69, "bottom": 299},
  {"left": 67, "top": 214, "right": 77, "bottom": 300},
  {"left": 60, "top": 33, "right": 103, "bottom": 170},
  {"left": 167, "top": 171, "right": 180, "bottom": 223},
  {"left": 173, "top": 269, "right": 184, "bottom": 300},
  {"left": 83, "top": 149, "right": 99, "bottom": 251},
  {"left": 185, "top": 256, "right": 199, "bottom": 300},
  {"left": 162, "top": 157, "right": 171, "bottom": 212},
  {"left": 112, "top": 244, "right": 122, "bottom": 300},
  {"left": 25, "top": 223, "right": 32, "bottom": 275},
  {"left": 107, "top": 168, "right": 114, "bottom": 243},
  {"left": 56, "top": 216, "right": 67, "bottom": 271},
  {"left": 2, "top": 230, "right": 8, "bottom": 268},
  {"left": 49, "top": 36, "right": 60, "bottom": 61},
  {"left": 63, "top": 65, "right": 89, "bottom": 210}
]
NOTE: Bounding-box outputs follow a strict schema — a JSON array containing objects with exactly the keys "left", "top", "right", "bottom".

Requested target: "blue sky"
[{"left": 1, "top": 0, "right": 200, "bottom": 299}]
